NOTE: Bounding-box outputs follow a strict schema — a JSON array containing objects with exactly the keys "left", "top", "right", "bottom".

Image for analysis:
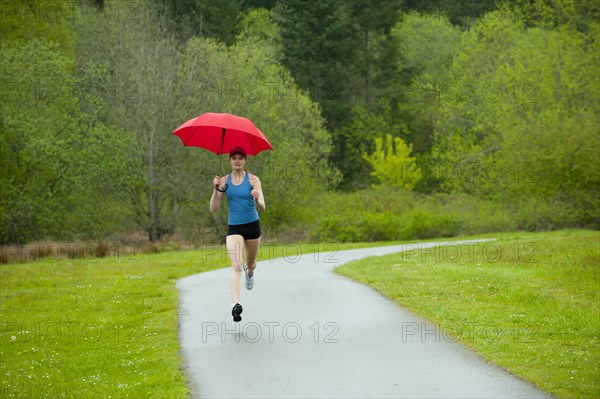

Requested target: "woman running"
[{"left": 210, "top": 146, "right": 265, "bottom": 322}]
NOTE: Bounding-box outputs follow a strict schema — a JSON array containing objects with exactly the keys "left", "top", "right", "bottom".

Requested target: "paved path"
[{"left": 177, "top": 240, "right": 549, "bottom": 398}]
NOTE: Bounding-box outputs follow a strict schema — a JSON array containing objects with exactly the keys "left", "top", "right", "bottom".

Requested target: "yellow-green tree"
[{"left": 363, "top": 134, "right": 422, "bottom": 190}]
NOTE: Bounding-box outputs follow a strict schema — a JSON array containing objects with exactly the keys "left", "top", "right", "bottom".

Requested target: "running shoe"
[
  {"left": 243, "top": 264, "right": 254, "bottom": 290},
  {"left": 232, "top": 303, "right": 243, "bottom": 322}
]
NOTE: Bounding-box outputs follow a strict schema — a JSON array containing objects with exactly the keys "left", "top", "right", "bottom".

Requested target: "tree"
[
  {"left": 0, "top": 39, "right": 131, "bottom": 243},
  {"left": 430, "top": 8, "right": 528, "bottom": 196},
  {"left": 276, "top": 0, "right": 359, "bottom": 131},
  {"left": 235, "top": 7, "right": 283, "bottom": 57},
  {"left": 176, "top": 25, "right": 341, "bottom": 236},
  {"left": 153, "top": 0, "right": 244, "bottom": 45},
  {"left": 512, "top": 0, "right": 600, "bottom": 33},
  {"left": 332, "top": 106, "right": 409, "bottom": 190},
  {"left": 430, "top": 6, "right": 600, "bottom": 226},
  {"left": 346, "top": 0, "right": 402, "bottom": 107},
  {"left": 389, "top": 11, "right": 462, "bottom": 156},
  {"left": 72, "top": 0, "right": 184, "bottom": 242},
  {"left": 71, "top": 1, "right": 340, "bottom": 241},
  {"left": 399, "top": 0, "right": 499, "bottom": 27},
  {"left": 0, "top": 0, "right": 74, "bottom": 54},
  {"left": 363, "top": 134, "right": 421, "bottom": 190}
]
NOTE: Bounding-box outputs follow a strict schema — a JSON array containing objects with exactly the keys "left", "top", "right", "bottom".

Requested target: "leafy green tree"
[
  {"left": 430, "top": 8, "right": 528, "bottom": 196},
  {"left": 333, "top": 106, "right": 409, "bottom": 190},
  {"left": 153, "top": 0, "right": 244, "bottom": 45},
  {"left": 72, "top": 0, "right": 184, "bottom": 242},
  {"left": 363, "top": 134, "right": 421, "bottom": 190},
  {"left": 176, "top": 25, "right": 341, "bottom": 236},
  {"left": 431, "top": 6, "right": 599, "bottom": 226},
  {"left": 276, "top": 0, "right": 360, "bottom": 131},
  {"left": 346, "top": 0, "right": 402, "bottom": 107},
  {"left": 392, "top": 12, "right": 462, "bottom": 87},
  {"left": 236, "top": 8, "right": 283, "bottom": 57},
  {"left": 493, "top": 24, "right": 599, "bottom": 206},
  {"left": 71, "top": 1, "right": 339, "bottom": 241},
  {"left": 389, "top": 11, "right": 462, "bottom": 155},
  {"left": 276, "top": 0, "right": 410, "bottom": 189},
  {"left": 328, "top": 11, "right": 462, "bottom": 191},
  {"left": 400, "top": 0, "right": 499, "bottom": 26},
  {"left": 512, "top": 0, "right": 600, "bottom": 33},
  {"left": 0, "top": 0, "right": 74, "bottom": 53},
  {"left": 0, "top": 39, "right": 130, "bottom": 243}
]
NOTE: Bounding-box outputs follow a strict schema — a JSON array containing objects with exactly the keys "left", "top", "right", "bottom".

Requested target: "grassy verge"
[
  {"left": 0, "top": 241, "right": 388, "bottom": 398},
  {"left": 336, "top": 229, "right": 600, "bottom": 399}
]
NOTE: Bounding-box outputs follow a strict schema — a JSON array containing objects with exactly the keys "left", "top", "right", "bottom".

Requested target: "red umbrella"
[{"left": 172, "top": 112, "right": 273, "bottom": 191}]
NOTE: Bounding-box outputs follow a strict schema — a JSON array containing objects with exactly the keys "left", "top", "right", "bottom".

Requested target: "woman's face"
[{"left": 229, "top": 154, "right": 246, "bottom": 170}]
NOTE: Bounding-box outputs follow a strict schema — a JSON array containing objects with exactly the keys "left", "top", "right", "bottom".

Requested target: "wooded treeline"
[{"left": 1, "top": 0, "right": 598, "bottom": 245}]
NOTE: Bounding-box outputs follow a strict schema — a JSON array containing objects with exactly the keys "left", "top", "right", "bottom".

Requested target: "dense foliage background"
[{"left": 1, "top": 0, "right": 598, "bottom": 247}]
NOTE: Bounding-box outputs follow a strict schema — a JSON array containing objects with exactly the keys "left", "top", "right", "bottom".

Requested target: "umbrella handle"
[
  {"left": 215, "top": 183, "right": 228, "bottom": 192},
  {"left": 215, "top": 129, "right": 228, "bottom": 192}
]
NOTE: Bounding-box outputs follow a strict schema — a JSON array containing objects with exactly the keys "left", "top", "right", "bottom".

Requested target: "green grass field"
[
  {"left": 1, "top": 231, "right": 598, "bottom": 398},
  {"left": 336, "top": 230, "right": 600, "bottom": 399},
  {"left": 0, "top": 241, "right": 383, "bottom": 398}
]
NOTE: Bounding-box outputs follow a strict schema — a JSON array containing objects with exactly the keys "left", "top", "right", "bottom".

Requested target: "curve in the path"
[{"left": 177, "top": 240, "right": 549, "bottom": 399}]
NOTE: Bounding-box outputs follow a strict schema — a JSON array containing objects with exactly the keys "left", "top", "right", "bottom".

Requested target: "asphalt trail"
[{"left": 177, "top": 240, "right": 549, "bottom": 398}]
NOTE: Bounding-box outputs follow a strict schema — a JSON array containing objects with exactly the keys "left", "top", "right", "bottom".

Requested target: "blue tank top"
[{"left": 225, "top": 172, "right": 259, "bottom": 225}]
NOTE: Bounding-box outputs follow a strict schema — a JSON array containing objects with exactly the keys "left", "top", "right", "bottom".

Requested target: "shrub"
[{"left": 299, "top": 186, "right": 597, "bottom": 244}]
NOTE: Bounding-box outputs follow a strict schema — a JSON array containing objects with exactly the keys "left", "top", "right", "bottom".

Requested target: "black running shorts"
[{"left": 227, "top": 220, "right": 261, "bottom": 240}]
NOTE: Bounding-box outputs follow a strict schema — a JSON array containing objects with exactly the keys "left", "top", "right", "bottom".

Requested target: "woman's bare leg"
[
  {"left": 226, "top": 234, "right": 245, "bottom": 304},
  {"left": 244, "top": 237, "right": 261, "bottom": 276}
]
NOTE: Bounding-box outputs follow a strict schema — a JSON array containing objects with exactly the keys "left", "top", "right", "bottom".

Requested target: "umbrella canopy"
[
  {"left": 172, "top": 112, "right": 273, "bottom": 156},
  {"left": 172, "top": 112, "right": 273, "bottom": 192}
]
